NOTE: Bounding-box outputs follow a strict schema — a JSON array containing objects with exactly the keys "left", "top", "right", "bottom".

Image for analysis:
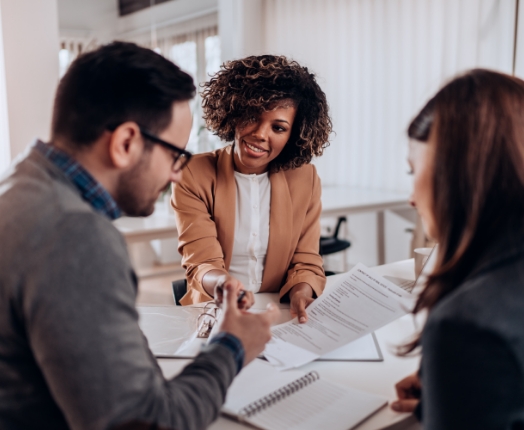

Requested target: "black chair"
[
  {"left": 172, "top": 279, "right": 188, "bottom": 306},
  {"left": 320, "top": 216, "right": 351, "bottom": 274}
]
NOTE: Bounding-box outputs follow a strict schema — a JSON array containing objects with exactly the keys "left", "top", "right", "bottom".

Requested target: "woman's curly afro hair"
[{"left": 201, "top": 55, "right": 332, "bottom": 171}]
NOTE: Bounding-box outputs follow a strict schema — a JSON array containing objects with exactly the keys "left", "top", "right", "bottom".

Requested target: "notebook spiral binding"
[{"left": 239, "top": 371, "right": 320, "bottom": 418}]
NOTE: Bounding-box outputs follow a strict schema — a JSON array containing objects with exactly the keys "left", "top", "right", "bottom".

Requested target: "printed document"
[{"left": 264, "top": 263, "right": 414, "bottom": 369}]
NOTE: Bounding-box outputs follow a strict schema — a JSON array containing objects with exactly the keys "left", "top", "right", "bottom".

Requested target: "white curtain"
[
  {"left": 263, "top": 0, "right": 516, "bottom": 191},
  {"left": 0, "top": 1, "right": 9, "bottom": 174},
  {"left": 59, "top": 37, "right": 99, "bottom": 78}
]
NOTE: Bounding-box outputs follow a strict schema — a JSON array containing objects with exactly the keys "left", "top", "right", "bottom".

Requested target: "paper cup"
[{"left": 414, "top": 247, "right": 433, "bottom": 277}]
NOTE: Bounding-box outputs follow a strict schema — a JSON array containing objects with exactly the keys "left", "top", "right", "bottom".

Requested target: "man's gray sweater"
[{"left": 0, "top": 148, "right": 237, "bottom": 430}]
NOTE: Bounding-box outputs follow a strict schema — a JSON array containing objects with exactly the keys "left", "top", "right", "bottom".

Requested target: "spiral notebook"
[{"left": 222, "top": 359, "right": 387, "bottom": 430}]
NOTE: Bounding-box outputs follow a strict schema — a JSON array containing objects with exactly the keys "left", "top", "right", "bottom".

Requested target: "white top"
[{"left": 228, "top": 171, "right": 271, "bottom": 293}]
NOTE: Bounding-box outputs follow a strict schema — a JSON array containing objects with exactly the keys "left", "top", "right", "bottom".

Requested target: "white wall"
[
  {"left": 0, "top": 0, "right": 60, "bottom": 161},
  {"left": 57, "top": 0, "right": 117, "bottom": 41}
]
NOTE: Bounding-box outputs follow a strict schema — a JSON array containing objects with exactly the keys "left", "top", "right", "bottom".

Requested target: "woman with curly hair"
[{"left": 171, "top": 55, "right": 332, "bottom": 321}]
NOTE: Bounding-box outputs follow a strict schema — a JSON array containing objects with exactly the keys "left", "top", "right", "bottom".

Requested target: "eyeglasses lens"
[{"left": 174, "top": 153, "right": 193, "bottom": 172}]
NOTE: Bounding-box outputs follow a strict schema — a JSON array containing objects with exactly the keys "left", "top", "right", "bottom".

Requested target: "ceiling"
[
  {"left": 118, "top": 0, "right": 174, "bottom": 16},
  {"left": 57, "top": 0, "right": 118, "bottom": 34},
  {"left": 57, "top": 0, "right": 218, "bottom": 41}
]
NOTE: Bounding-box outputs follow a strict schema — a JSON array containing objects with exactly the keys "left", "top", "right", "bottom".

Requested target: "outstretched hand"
[
  {"left": 289, "top": 283, "right": 315, "bottom": 323},
  {"left": 205, "top": 271, "right": 255, "bottom": 310},
  {"left": 217, "top": 283, "right": 281, "bottom": 365}
]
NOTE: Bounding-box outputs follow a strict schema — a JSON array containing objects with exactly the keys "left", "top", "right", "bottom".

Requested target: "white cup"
[{"left": 414, "top": 247, "right": 433, "bottom": 277}]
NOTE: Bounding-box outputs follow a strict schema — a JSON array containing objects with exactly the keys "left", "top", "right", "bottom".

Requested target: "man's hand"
[
  {"left": 236, "top": 290, "right": 255, "bottom": 311},
  {"left": 289, "top": 283, "right": 315, "bottom": 323},
  {"left": 203, "top": 270, "right": 254, "bottom": 310},
  {"left": 213, "top": 275, "right": 255, "bottom": 311},
  {"left": 217, "top": 284, "right": 281, "bottom": 365},
  {"left": 390, "top": 372, "right": 421, "bottom": 413}
]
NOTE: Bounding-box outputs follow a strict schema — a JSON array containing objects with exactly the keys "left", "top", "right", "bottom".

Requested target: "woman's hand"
[
  {"left": 204, "top": 271, "right": 255, "bottom": 310},
  {"left": 289, "top": 283, "right": 315, "bottom": 323},
  {"left": 390, "top": 372, "right": 421, "bottom": 413}
]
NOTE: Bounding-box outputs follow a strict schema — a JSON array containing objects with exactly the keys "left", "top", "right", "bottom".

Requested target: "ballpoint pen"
[{"left": 237, "top": 290, "right": 246, "bottom": 303}]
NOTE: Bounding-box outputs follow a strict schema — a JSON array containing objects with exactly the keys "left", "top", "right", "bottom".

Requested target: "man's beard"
[{"left": 115, "top": 156, "right": 159, "bottom": 217}]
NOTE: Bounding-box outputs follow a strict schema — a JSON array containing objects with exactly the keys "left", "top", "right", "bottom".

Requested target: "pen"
[{"left": 237, "top": 290, "right": 246, "bottom": 303}]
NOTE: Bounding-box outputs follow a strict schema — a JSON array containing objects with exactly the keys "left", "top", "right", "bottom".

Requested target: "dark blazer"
[{"left": 419, "top": 235, "right": 524, "bottom": 429}]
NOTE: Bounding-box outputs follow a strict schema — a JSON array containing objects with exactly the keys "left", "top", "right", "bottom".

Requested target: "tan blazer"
[{"left": 171, "top": 145, "right": 326, "bottom": 305}]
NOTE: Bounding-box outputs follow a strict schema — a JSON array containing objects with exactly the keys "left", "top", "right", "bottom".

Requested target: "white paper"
[
  {"left": 264, "top": 337, "right": 320, "bottom": 370},
  {"left": 174, "top": 332, "right": 204, "bottom": 357},
  {"left": 318, "top": 333, "right": 381, "bottom": 361},
  {"left": 265, "top": 263, "right": 414, "bottom": 368}
]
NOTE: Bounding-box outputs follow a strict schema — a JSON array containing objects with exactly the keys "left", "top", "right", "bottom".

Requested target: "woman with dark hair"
[
  {"left": 391, "top": 69, "right": 524, "bottom": 428},
  {"left": 171, "top": 55, "right": 332, "bottom": 322}
]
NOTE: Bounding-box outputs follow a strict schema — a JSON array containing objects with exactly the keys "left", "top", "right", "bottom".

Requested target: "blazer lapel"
[
  {"left": 214, "top": 145, "right": 236, "bottom": 270},
  {"left": 261, "top": 170, "right": 293, "bottom": 292}
]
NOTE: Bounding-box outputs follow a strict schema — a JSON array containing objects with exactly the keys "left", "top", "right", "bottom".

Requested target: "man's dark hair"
[{"left": 52, "top": 41, "right": 196, "bottom": 147}]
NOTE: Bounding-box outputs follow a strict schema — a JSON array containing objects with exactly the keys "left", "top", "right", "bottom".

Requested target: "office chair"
[
  {"left": 172, "top": 279, "right": 187, "bottom": 306},
  {"left": 320, "top": 216, "right": 351, "bottom": 274}
]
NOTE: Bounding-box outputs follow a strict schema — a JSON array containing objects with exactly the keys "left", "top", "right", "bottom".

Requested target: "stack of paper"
[{"left": 264, "top": 263, "right": 415, "bottom": 369}]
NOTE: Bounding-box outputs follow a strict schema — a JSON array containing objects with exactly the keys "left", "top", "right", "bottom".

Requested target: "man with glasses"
[{"left": 0, "top": 42, "right": 279, "bottom": 430}]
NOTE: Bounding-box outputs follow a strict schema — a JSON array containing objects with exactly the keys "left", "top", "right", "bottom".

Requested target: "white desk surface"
[
  {"left": 157, "top": 259, "right": 421, "bottom": 430},
  {"left": 113, "top": 212, "right": 177, "bottom": 243},
  {"left": 321, "top": 186, "right": 410, "bottom": 218}
]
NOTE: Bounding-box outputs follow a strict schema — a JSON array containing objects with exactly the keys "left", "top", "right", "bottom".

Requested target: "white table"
[
  {"left": 321, "top": 186, "right": 411, "bottom": 265},
  {"left": 156, "top": 259, "right": 421, "bottom": 430},
  {"left": 113, "top": 211, "right": 177, "bottom": 245}
]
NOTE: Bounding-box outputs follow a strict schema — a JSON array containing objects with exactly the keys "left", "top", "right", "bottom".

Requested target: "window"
[
  {"left": 58, "top": 48, "right": 71, "bottom": 78},
  {"left": 164, "top": 27, "right": 222, "bottom": 153},
  {"left": 170, "top": 41, "right": 197, "bottom": 80},
  {"left": 58, "top": 39, "right": 97, "bottom": 78},
  {"left": 205, "top": 35, "right": 221, "bottom": 77}
]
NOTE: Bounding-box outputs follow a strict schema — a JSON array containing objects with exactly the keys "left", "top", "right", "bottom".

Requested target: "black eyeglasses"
[{"left": 139, "top": 128, "right": 192, "bottom": 173}]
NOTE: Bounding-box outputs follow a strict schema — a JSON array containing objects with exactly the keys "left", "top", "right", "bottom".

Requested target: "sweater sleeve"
[
  {"left": 420, "top": 317, "right": 524, "bottom": 430},
  {"left": 25, "top": 212, "right": 236, "bottom": 430}
]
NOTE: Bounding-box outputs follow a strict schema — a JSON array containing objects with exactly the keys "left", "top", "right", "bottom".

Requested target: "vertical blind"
[{"left": 263, "top": 0, "right": 516, "bottom": 191}]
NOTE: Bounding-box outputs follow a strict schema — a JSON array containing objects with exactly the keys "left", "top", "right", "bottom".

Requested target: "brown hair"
[
  {"left": 404, "top": 69, "right": 524, "bottom": 352},
  {"left": 201, "top": 55, "right": 332, "bottom": 171}
]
